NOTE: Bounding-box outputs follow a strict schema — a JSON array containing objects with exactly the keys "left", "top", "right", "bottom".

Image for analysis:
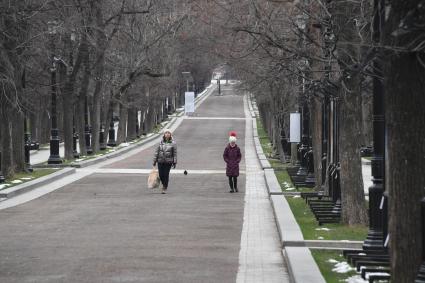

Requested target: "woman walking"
[
  {"left": 153, "top": 129, "right": 177, "bottom": 194},
  {"left": 223, "top": 132, "right": 242, "bottom": 193}
]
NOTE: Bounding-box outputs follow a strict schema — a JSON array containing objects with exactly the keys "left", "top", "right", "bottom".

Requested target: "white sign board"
[
  {"left": 290, "top": 112, "right": 301, "bottom": 143},
  {"left": 185, "top": 92, "right": 195, "bottom": 114}
]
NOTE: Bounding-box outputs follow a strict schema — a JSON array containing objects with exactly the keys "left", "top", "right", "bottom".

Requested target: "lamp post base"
[
  {"left": 47, "top": 155, "right": 62, "bottom": 164},
  {"left": 48, "top": 137, "right": 62, "bottom": 164},
  {"left": 415, "top": 263, "right": 425, "bottom": 282}
]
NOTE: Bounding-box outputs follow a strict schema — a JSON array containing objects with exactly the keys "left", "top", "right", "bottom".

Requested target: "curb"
[
  {"left": 251, "top": 119, "right": 272, "bottom": 169},
  {"left": 270, "top": 195, "right": 304, "bottom": 244},
  {"left": 0, "top": 167, "right": 76, "bottom": 199},
  {"left": 264, "top": 168, "right": 284, "bottom": 195},
  {"left": 283, "top": 247, "right": 326, "bottom": 283}
]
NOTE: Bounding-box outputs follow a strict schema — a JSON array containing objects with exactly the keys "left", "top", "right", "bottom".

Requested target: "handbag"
[{"left": 147, "top": 167, "right": 160, "bottom": 189}]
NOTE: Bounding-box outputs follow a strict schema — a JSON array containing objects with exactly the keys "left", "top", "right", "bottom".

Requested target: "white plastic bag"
[{"left": 147, "top": 168, "right": 160, "bottom": 189}]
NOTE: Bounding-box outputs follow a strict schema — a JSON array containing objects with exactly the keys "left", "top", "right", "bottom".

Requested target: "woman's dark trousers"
[
  {"left": 228, "top": 176, "right": 238, "bottom": 192},
  {"left": 158, "top": 163, "right": 172, "bottom": 188}
]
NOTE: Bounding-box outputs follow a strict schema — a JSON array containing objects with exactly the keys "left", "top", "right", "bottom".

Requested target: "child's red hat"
[{"left": 229, "top": 131, "right": 237, "bottom": 137}]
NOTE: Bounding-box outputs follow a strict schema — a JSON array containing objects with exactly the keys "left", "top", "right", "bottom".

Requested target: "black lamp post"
[
  {"left": 47, "top": 20, "right": 62, "bottom": 164},
  {"left": 136, "top": 118, "right": 140, "bottom": 138},
  {"left": 415, "top": 197, "right": 425, "bottom": 281},
  {"left": 84, "top": 96, "right": 93, "bottom": 154},
  {"left": 363, "top": 0, "right": 386, "bottom": 251},
  {"left": 72, "top": 126, "right": 79, "bottom": 158},
  {"left": 321, "top": 96, "right": 329, "bottom": 187},
  {"left": 331, "top": 98, "right": 341, "bottom": 213},
  {"left": 24, "top": 117, "right": 33, "bottom": 172},
  {"left": 99, "top": 125, "right": 106, "bottom": 150},
  {"left": 107, "top": 119, "right": 116, "bottom": 147},
  {"left": 297, "top": 101, "right": 309, "bottom": 177}
]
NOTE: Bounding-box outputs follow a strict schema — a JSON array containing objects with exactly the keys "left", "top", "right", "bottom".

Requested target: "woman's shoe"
[
  {"left": 229, "top": 189, "right": 234, "bottom": 193},
  {"left": 162, "top": 187, "right": 167, "bottom": 194},
  {"left": 234, "top": 188, "right": 238, "bottom": 192}
]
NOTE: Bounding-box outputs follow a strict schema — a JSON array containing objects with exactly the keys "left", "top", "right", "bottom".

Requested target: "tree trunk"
[
  {"left": 117, "top": 102, "right": 128, "bottom": 144},
  {"left": 77, "top": 35, "right": 90, "bottom": 156},
  {"left": 11, "top": 110, "right": 25, "bottom": 172},
  {"left": 90, "top": 0, "right": 107, "bottom": 153},
  {"left": 338, "top": 79, "right": 368, "bottom": 225},
  {"left": 0, "top": 103, "right": 13, "bottom": 177},
  {"left": 331, "top": 0, "right": 368, "bottom": 225},
  {"left": 127, "top": 107, "right": 137, "bottom": 141},
  {"left": 59, "top": 31, "right": 84, "bottom": 160},
  {"left": 384, "top": 1, "right": 425, "bottom": 281},
  {"left": 145, "top": 106, "right": 155, "bottom": 132},
  {"left": 59, "top": 63, "right": 74, "bottom": 160}
]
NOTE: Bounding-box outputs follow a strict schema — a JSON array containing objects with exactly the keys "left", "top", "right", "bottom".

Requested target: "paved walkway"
[
  {"left": 0, "top": 86, "right": 288, "bottom": 282},
  {"left": 236, "top": 97, "right": 289, "bottom": 282}
]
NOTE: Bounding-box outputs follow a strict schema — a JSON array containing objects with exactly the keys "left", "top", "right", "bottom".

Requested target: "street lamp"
[
  {"left": 99, "top": 125, "right": 106, "bottom": 150},
  {"left": 84, "top": 96, "right": 93, "bottom": 154},
  {"left": 107, "top": 101, "right": 117, "bottom": 147},
  {"left": 47, "top": 20, "right": 63, "bottom": 164},
  {"left": 24, "top": 116, "right": 33, "bottom": 172},
  {"left": 0, "top": 151, "right": 5, "bottom": 183},
  {"left": 107, "top": 120, "right": 116, "bottom": 146},
  {"left": 73, "top": 125, "right": 79, "bottom": 158},
  {"left": 363, "top": 0, "right": 386, "bottom": 252}
]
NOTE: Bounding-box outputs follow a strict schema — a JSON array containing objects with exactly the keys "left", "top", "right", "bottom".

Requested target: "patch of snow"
[
  {"left": 292, "top": 195, "right": 301, "bottom": 198},
  {"left": 20, "top": 177, "right": 34, "bottom": 180},
  {"left": 0, "top": 184, "right": 9, "bottom": 190},
  {"left": 11, "top": 180, "right": 23, "bottom": 184},
  {"left": 317, "top": 236, "right": 324, "bottom": 240},
  {"left": 327, "top": 259, "right": 339, "bottom": 264},
  {"left": 332, "top": 262, "right": 355, "bottom": 273},
  {"left": 316, "top": 228, "right": 332, "bottom": 231},
  {"left": 121, "top": 143, "right": 130, "bottom": 147},
  {"left": 358, "top": 253, "right": 366, "bottom": 256},
  {"left": 75, "top": 159, "right": 85, "bottom": 162},
  {"left": 285, "top": 187, "right": 295, "bottom": 191},
  {"left": 345, "top": 275, "right": 367, "bottom": 283}
]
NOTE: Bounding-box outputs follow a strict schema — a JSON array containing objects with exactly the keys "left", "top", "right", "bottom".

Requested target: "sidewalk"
[{"left": 236, "top": 96, "right": 289, "bottom": 282}]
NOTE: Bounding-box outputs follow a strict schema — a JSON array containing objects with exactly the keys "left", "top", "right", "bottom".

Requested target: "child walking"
[{"left": 223, "top": 132, "right": 242, "bottom": 193}]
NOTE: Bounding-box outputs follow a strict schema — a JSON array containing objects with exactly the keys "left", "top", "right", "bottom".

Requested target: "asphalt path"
[{"left": 0, "top": 87, "right": 248, "bottom": 283}]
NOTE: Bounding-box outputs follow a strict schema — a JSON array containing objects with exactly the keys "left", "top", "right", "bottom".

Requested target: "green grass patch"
[
  {"left": 0, "top": 168, "right": 58, "bottom": 190},
  {"left": 286, "top": 196, "right": 368, "bottom": 241},
  {"left": 269, "top": 159, "right": 288, "bottom": 170},
  {"left": 256, "top": 118, "right": 273, "bottom": 157},
  {"left": 310, "top": 249, "right": 358, "bottom": 283}
]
